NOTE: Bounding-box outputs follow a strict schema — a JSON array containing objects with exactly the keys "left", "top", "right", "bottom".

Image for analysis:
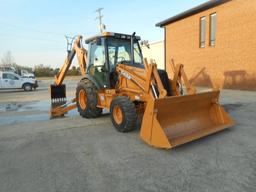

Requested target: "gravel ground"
[{"left": 0, "top": 79, "right": 255, "bottom": 192}]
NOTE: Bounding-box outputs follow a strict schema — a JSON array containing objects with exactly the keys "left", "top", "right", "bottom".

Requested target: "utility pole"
[{"left": 95, "top": 8, "right": 106, "bottom": 33}]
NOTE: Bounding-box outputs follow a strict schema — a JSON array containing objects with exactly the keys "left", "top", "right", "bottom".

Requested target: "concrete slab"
[{"left": 0, "top": 80, "right": 255, "bottom": 192}]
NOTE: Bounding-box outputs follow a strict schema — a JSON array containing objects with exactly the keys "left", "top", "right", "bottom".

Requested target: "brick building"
[{"left": 156, "top": 0, "right": 256, "bottom": 90}]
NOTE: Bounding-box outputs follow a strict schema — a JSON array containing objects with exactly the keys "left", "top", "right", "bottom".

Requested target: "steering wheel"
[
  {"left": 117, "top": 56, "right": 125, "bottom": 63},
  {"left": 94, "top": 65, "right": 107, "bottom": 72},
  {"left": 88, "top": 64, "right": 107, "bottom": 76}
]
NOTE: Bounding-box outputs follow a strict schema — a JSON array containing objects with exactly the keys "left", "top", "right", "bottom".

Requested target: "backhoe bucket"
[
  {"left": 140, "top": 90, "right": 234, "bottom": 149},
  {"left": 50, "top": 84, "right": 67, "bottom": 107}
]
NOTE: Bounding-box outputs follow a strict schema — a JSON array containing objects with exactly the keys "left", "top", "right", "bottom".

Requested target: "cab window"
[
  {"left": 107, "top": 38, "right": 143, "bottom": 70},
  {"left": 3, "top": 73, "right": 19, "bottom": 80},
  {"left": 108, "top": 43, "right": 130, "bottom": 72},
  {"left": 133, "top": 42, "right": 143, "bottom": 64},
  {"left": 89, "top": 40, "right": 105, "bottom": 68},
  {"left": 87, "top": 38, "right": 109, "bottom": 88}
]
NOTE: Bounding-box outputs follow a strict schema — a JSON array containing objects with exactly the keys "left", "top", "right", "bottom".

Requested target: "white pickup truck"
[{"left": 0, "top": 71, "right": 38, "bottom": 91}]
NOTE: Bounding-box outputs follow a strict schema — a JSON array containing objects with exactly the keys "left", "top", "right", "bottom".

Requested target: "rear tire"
[
  {"left": 110, "top": 96, "right": 137, "bottom": 132},
  {"left": 76, "top": 79, "right": 102, "bottom": 118}
]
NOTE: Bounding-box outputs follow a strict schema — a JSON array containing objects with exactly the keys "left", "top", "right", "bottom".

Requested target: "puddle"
[
  {"left": 0, "top": 98, "right": 82, "bottom": 113},
  {"left": 0, "top": 100, "right": 49, "bottom": 112},
  {"left": 0, "top": 98, "right": 110, "bottom": 126},
  {"left": 0, "top": 99, "right": 79, "bottom": 126}
]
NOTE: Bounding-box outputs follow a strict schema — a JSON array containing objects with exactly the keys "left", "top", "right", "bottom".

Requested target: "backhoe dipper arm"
[
  {"left": 54, "top": 35, "right": 87, "bottom": 86},
  {"left": 50, "top": 35, "right": 87, "bottom": 118}
]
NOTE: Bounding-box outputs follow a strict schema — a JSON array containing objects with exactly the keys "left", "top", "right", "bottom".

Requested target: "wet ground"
[
  {"left": 0, "top": 79, "right": 256, "bottom": 192},
  {"left": 0, "top": 78, "right": 79, "bottom": 126},
  {"left": 0, "top": 100, "right": 75, "bottom": 126}
]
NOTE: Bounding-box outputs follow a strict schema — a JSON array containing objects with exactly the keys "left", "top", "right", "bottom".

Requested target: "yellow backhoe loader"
[{"left": 50, "top": 32, "right": 234, "bottom": 149}]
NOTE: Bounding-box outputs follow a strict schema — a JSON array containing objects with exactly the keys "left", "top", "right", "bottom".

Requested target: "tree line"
[
  {"left": 34, "top": 64, "right": 81, "bottom": 77},
  {"left": 1, "top": 51, "right": 81, "bottom": 77}
]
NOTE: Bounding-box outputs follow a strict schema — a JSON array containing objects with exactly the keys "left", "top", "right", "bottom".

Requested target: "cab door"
[
  {"left": 87, "top": 38, "right": 110, "bottom": 88},
  {"left": 2, "top": 73, "right": 21, "bottom": 88}
]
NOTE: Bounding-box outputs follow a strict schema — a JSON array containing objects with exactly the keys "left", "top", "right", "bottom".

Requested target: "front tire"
[
  {"left": 110, "top": 96, "right": 137, "bottom": 132},
  {"left": 76, "top": 79, "right": 102, "bottom": 118},
  {"left": 23, "top": 83, "right": 32, "bottom": 91}
]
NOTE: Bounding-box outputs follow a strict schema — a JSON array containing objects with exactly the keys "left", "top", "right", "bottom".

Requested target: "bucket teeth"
[
  {"left": 51, "top": 97, "right": 67, "bottom": 107},
  {"left": 51, "top": 98, "right": 67, "bottom": 103}
]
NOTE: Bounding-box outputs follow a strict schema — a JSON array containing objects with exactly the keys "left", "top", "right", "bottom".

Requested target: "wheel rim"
[
  {"left": 78, "top": 89, "right": 87, "bottom": 110},
  {"left": 113, "top": 105, "right": 123, "bottom": 125},
  {"left": 25, "top": 85, "right": 31, "bottom": 91}
]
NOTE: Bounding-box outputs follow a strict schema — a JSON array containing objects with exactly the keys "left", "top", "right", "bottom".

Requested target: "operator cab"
[{"left": 85, "top": 32, "right": 144, "bottom": 89}]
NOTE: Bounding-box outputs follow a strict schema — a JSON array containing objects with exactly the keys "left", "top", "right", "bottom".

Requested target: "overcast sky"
[{"left": 0, "top": 0, "right": 207, "bottom": 68}]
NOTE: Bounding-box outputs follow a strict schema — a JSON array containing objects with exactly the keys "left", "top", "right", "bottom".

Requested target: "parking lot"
[{"left": 0, "top": 78, "right": 256, "bottom": 192}]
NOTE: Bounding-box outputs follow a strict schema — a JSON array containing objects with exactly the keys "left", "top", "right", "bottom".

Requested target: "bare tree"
[{"left": 1, "top": 51, "right": 15, "bottom": 67}]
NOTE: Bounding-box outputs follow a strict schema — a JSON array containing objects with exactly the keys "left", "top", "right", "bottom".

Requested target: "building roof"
[{"left": 156, "top": 0, "right": 231, "bottom": 27}]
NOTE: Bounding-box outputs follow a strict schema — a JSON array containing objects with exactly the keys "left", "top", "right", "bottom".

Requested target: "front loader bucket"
[{"left": 140, "top": 90, "right": 234, "bottom": 149}]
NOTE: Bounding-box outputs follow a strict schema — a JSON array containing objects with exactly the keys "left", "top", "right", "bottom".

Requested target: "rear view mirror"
[{"left": 141, "top": 40, "right": 150, "bottom": 49}]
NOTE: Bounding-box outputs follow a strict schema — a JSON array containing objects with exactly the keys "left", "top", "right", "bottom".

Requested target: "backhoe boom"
[{"left": 50, "top": 35, "right": 87, "bottom": 117}]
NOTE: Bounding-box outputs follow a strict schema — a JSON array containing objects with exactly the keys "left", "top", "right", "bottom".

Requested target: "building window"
[
  {"left": 200, "top": 16, "right": 206, "bottom": 48},
  {"left": 210, "top": 13, "right": 217, "bottom": 46}
]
